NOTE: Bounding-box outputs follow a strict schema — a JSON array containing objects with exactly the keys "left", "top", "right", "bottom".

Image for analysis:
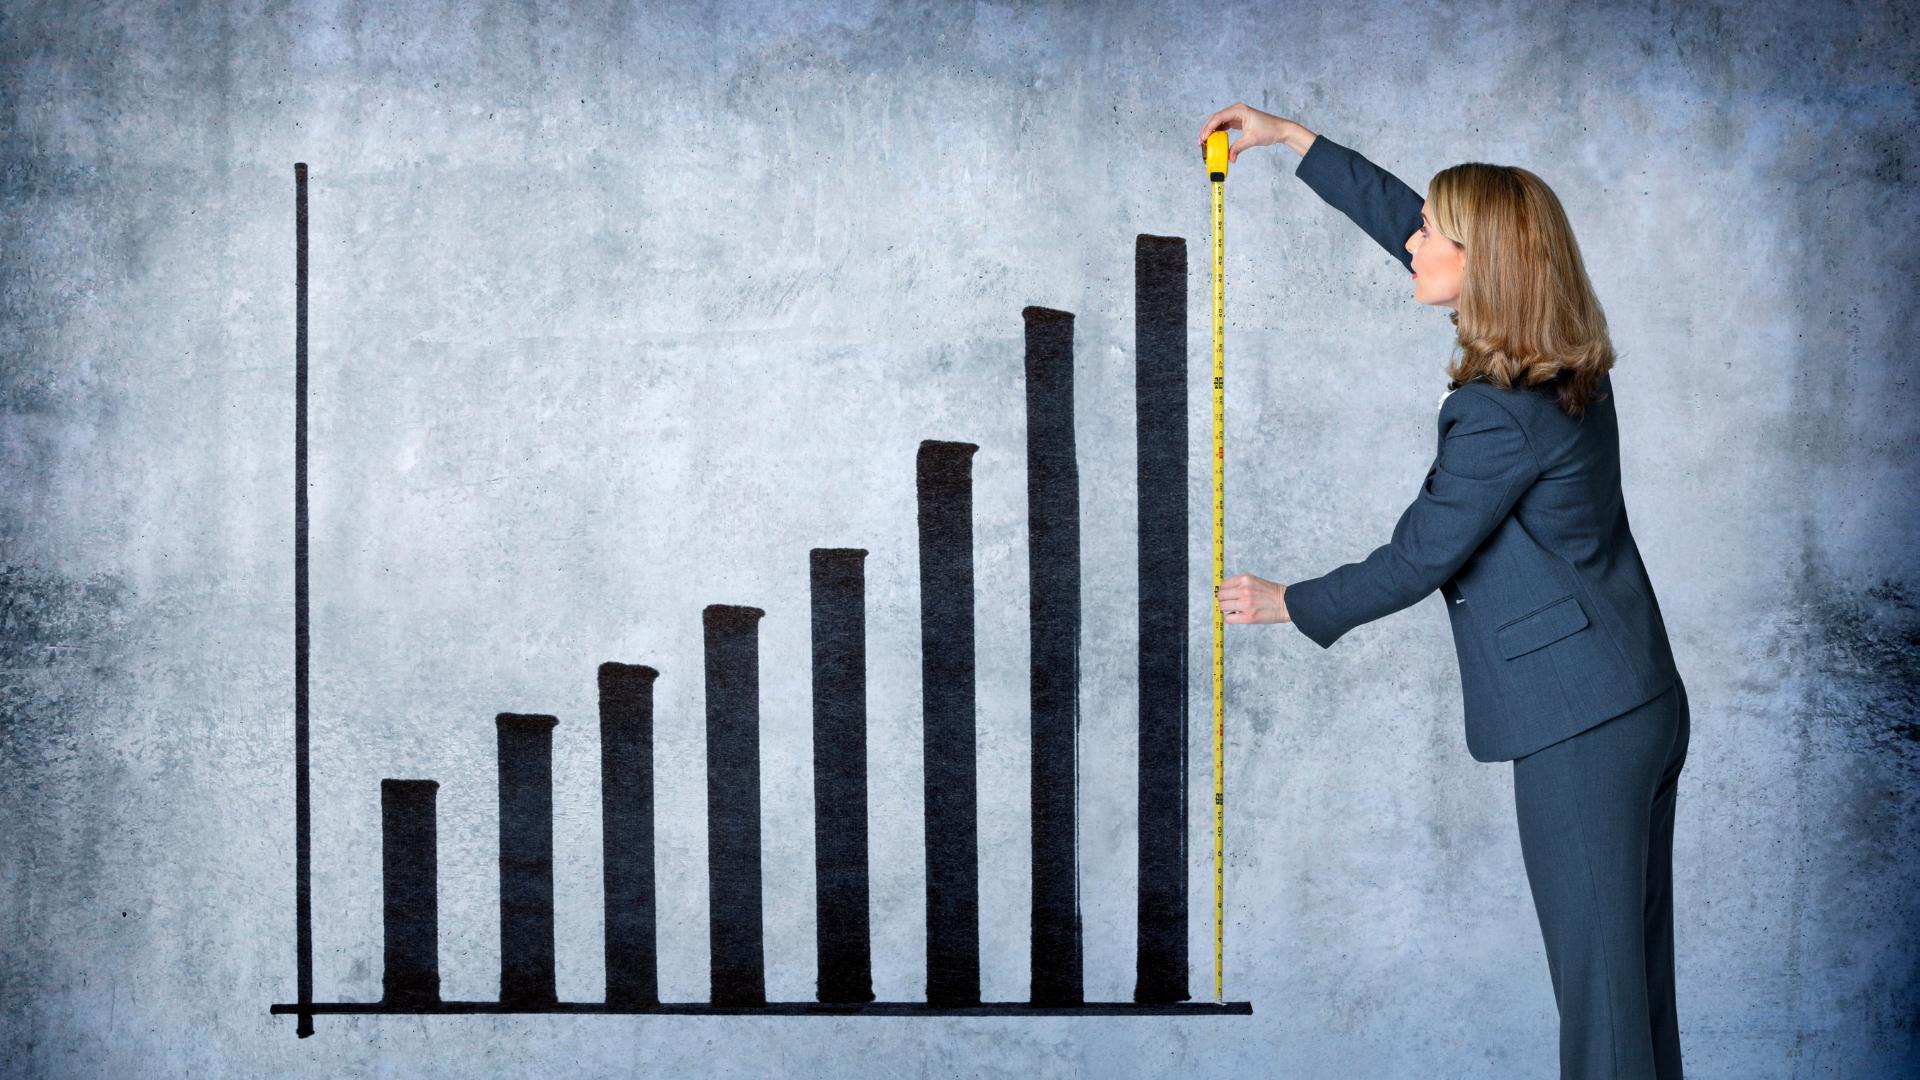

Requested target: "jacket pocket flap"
[{"left": 1495, "top": 595, "right": 1589, "bottom": 659}]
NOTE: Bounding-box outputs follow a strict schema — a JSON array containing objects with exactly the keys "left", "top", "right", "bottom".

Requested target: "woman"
[{"left": 1197, "top": 103, "right": 1689, "bottom": 1080}]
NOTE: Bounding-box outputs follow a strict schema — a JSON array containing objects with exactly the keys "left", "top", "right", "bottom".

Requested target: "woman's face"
[{"left": 1407, "top": 200, "right": 1464, "bottom": 308}]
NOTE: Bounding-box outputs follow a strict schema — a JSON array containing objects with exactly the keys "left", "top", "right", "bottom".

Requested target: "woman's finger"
[{"left": 1197, "top": 104, "right": 1243, "bottom": 144}]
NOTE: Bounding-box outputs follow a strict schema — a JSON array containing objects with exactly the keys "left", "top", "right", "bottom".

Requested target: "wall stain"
[{"left": 1793, "top": 574, "right": 1920, "bottom": 761}]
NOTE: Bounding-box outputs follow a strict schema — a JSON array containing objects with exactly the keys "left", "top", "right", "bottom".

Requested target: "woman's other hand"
[
  {"left": 1196, "top": 103, "right": 1313, "bottom": 165},
  {"left": 1218, "top": 573, "right": 1291, "bottom": 625}
]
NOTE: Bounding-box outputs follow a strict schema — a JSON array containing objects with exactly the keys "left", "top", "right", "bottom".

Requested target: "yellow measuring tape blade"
[{"left": 1205, "top": 130, "right": 1229, "bottom": 1003}]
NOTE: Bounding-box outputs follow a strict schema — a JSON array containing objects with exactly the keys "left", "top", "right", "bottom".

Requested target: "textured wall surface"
[{"left": 3, "top": 1, "right": 1916, "bottom": 1076}]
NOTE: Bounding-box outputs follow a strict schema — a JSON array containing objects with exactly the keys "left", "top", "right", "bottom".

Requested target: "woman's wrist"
[{"left": 1280, "top": 122, "right": 1317, "bottom": 158}]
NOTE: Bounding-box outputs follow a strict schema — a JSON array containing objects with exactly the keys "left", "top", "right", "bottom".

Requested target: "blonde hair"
[{"left": 1430, "top": 163, "right": 1614, "bottom": 419}]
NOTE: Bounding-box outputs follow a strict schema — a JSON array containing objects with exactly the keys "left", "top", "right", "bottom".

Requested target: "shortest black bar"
[{"left": 380, "top": 779, "right": 440, "bottom": 1006}]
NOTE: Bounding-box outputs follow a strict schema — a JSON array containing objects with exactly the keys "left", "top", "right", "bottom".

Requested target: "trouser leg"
[
  {"left": 1512, "top": 679, "right": 1684, "bottom": 1079},
  {"left": 1644, "top": 677, "right": 1689, "bottom": 1078}
]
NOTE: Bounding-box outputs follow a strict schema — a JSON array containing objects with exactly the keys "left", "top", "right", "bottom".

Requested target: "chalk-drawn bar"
[
  {"left": 916, "top": 439, "right": 982, "bottom": 1007},
  {"left": 705, "top": 603, "right": 768, "bottom": 1006},
  {"left": 498, "top": 712, "right": 559, "bottom": 1007},
  {"left": 379, "top": 779, "right": 440, "bottom": 1006},
  {"left": 1133, "top": 233, "right": 1192, "bottom": 1003},
  {"left": 1022, "top": 306, "right": 1085, "bottom": 1005},
  {"left": 810, "top": 548, "right": 876, "bottom": 1004},
  {"left": 599, "top": 662, "right": 662, "bottom": 1006}
]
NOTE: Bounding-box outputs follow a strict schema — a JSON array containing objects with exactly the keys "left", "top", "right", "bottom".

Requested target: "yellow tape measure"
[{"left": 1205, "top": 129, "right": 1230, "bottom": 1003}]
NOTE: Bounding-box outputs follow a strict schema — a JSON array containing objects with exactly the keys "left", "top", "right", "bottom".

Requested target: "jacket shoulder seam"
[{"left": 1454, "top": 382, "right": 1542, "bottom": 473}]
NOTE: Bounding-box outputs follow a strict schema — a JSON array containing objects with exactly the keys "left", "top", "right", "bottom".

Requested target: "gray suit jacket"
[{"left": 1282, "top": 134, "right": 1681, "bottom": 762}]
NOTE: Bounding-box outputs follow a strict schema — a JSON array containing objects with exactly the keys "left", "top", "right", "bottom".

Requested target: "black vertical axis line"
[
  {"left": 1133, "top": 234, "right": 1191, "bottom": 1003},
  {"left": 916, "top": 439, "right": 982, "bottom": 1007},
  {"left": 1022, "top": 306, "right": 1084, "bottom": 1005},
  {"left": 705, "top": 603, "right": 769, "bottom": 1007},
  {"left": 498, "top": 713, "right": 561, "bottom": 1008},
  {"left": 292, "top": 160, "right": 314, "bottom": 1038},
  {"left": 810, "top": 548, "right": 875, "bottom": 1004},
  {"left": 380, "top": 779, "right": 441, "bottom": 1007},
  {"left": 599, "top": 662, "right": 662, "bottom": 1007}
]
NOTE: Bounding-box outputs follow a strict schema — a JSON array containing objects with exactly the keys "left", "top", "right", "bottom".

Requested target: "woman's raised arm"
[
  {"left": 1197, "top": 103, "right": 1423, "bottom": 274},
  {"left": 1293, "top": 133, "right": 1425, "bottom": 274}
]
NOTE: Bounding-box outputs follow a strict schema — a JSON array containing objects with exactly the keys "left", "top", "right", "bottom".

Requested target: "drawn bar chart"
[{"left": 272, "top": 167, "right": 1250, "bottom": 1033}]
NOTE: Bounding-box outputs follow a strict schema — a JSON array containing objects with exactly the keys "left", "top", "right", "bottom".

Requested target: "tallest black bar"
[
  {"left": 1023, "top": 306, "right": 1084, "bottom": 1005},
  {"left": 1133, "top": 234, "right": 1190, "bottom": 1003}
]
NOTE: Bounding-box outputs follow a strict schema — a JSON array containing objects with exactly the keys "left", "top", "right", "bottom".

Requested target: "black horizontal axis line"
[{"left": 270, "top": 1000, "right": 1253, "bottom": 1017}]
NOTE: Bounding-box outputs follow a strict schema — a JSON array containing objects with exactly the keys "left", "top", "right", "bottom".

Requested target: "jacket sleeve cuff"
[
  {"left": 1285, "top": 575, "right": 1343, "bottom": 650},
  {"left": 1293, "top": 132, "right": 1343, "bottom": 195}
]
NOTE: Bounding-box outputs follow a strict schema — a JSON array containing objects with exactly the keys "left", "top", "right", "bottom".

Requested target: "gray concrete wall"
[{"left": 3, "top": 1, "right": 1914, "bottom": 1076}]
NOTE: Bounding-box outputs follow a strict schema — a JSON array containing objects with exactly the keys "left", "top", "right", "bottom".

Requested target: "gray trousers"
[{"left": 1512, "top": 676, "right": 1690, "bottom": 1079}]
